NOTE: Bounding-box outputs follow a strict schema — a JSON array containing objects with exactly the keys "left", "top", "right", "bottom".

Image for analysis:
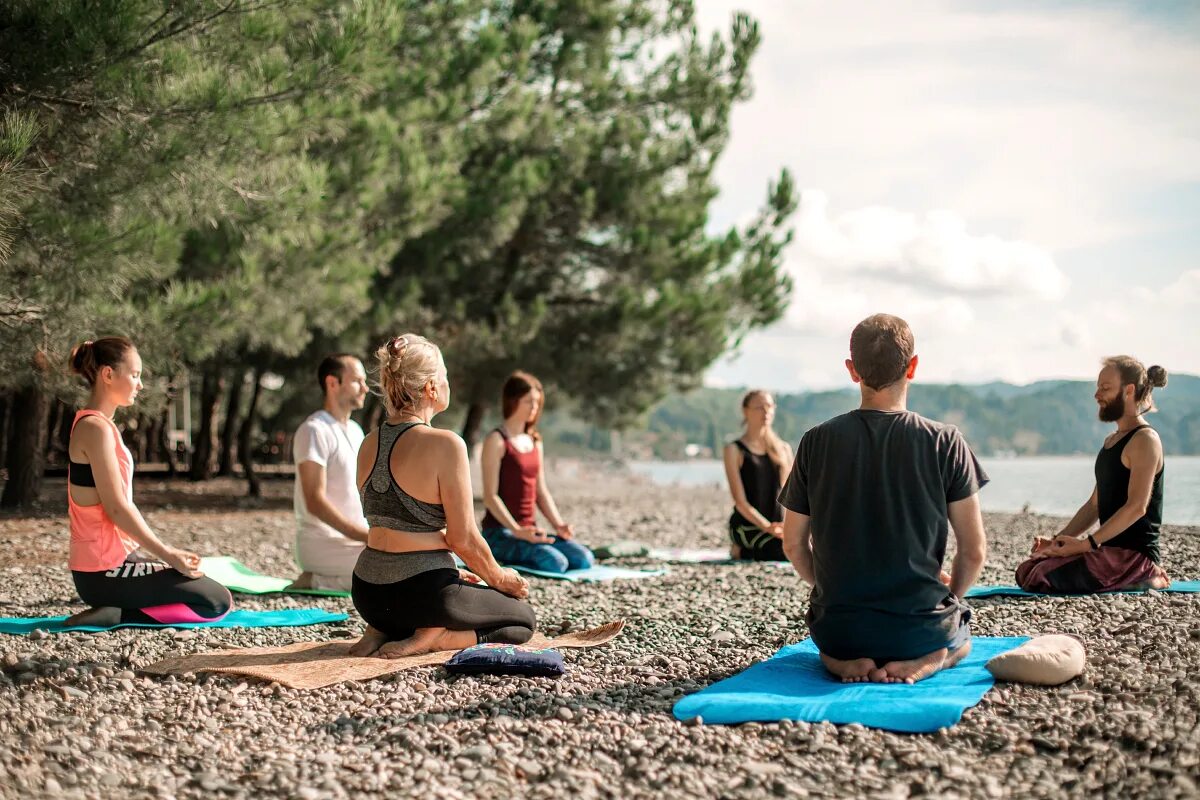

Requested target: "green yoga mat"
[{"left": 199, "top": 557, "right": 350, "bottom": 598}]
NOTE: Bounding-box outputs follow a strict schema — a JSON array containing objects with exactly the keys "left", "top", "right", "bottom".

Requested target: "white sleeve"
[{"left": 293, "top": 421, "right": 335, "bottom": 468}]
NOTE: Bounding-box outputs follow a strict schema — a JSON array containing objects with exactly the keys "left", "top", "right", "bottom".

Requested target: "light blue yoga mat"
[
  {"left": 512, "top": 564, "right": 668, "bottom": 582},
  {"left": 0, "top": 608, "right": 348, "bottom": 635},
  {"left": 673, "top": 636, "right": 1029, "bottom": 733},
  {"left": 967, "top": 580, "right": 1200, "bottom": 599}
]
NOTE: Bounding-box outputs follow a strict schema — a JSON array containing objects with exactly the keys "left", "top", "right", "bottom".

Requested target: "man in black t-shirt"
[{"left": 779, "top": 314, "right": 989, "bottom": 684}]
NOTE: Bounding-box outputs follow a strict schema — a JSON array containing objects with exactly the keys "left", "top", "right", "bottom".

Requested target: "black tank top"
[
  {"left": 1096, "top": 425, "right": 1163, "bottom": 562},
  {"left": 730, "top": 440, "right": 783, "bottom": 528}
]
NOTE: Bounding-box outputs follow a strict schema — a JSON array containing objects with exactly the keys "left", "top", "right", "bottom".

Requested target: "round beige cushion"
[{"left": 985, "top": 635, "right": 1086, "bottom": 685}]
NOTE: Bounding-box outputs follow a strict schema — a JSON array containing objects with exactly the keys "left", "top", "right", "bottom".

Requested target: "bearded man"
[{"left": 1016, "top": 356, "right": 1170, "bottom": 594}]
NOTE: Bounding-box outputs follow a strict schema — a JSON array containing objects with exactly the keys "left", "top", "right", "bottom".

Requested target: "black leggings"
[
  {"left": 352, "top": 568, "right": 535, "bottom": 644},
  {"left": 72, "top": 556, "right": 233, "bottom": 625},
  {"left": 729, "top": 521, "right": 786, "bottom": 561}
]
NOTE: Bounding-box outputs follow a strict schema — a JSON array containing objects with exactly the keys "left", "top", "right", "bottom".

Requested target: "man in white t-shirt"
[{"left": 289, "top": 354, "right": 370, "bottom": 591}]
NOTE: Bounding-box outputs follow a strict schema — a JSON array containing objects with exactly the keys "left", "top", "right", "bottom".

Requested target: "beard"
[{"left": 1097, "top": 393, "right": 1125, "bottom": 422}]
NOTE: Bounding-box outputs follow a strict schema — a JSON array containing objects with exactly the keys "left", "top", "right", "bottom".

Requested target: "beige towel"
[{"left": 141, "top": 621, "right": 625, "bottom": 689}]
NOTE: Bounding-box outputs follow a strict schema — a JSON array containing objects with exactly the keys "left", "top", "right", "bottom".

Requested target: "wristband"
[{"left": 1087, "top": 534, "right": 1099, "bottom": 550}]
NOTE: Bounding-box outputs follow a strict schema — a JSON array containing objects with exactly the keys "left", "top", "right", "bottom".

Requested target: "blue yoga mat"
[
  {"left": 511, "top": 564, "right": 668, "bottom": 582},
  {"left": 0, "top": 608, "right": 348, "bottom": 635},
  {"left": 673, "top": 636, "right": 1028, "bottom": 733},
  {"left": 967, "top": 580, "right": 1200, "bottom": 599}
]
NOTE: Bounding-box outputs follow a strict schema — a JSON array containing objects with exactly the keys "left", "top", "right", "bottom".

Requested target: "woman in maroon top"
[{"left": 480, "top": 371, "right": 595, "bottom": 573}]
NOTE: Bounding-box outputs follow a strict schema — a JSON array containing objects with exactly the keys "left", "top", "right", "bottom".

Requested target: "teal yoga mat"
[
  {"left": 511, "top": 564, "right": 668, "bottom": 582},
  {"left": 967, "top": 580, "right": 1200, "bottom": 599},
  {"left": 199, "top": 557, "right": 350, "bottom": 598},
  {"left": 673, "top": 636, "right": 1028, "bottom": 733},
  {"left": 0, "top": 608, "right": 348, "bottom": 635}
]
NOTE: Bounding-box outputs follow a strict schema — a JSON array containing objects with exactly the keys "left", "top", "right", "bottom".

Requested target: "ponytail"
[{"left": 69, "top": 337, "right": 135, "bottom": 387}]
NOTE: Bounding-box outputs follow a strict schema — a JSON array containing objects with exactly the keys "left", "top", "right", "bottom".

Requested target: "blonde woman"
[
  {"left": 349, "top": 334, "right": 534, "bottom": 658},
  {"left": 723, "top": 390, "right": 793, "bottom": 561}
]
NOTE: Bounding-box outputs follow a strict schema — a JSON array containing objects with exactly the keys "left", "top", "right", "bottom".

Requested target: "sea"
[{"left": 627, "top": 455, "right": 1200, "bottom": 526}]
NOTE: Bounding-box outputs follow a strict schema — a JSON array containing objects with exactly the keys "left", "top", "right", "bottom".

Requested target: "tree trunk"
[
  {"left": 45, "top": 400, "right": 63, "bottom": 466},
  {"left": 238, "top": 369, "right": 264, "bottom": 497},
  {"left": 159, "top": 407, "right": 177, "bottom": 477},
  {"left": 1, "top": 384, "right": 52, "bottom": 509},
  {"left": 189, "top": 368, "right": 224, "bottom": 481},
  {"left": 142, "top": 413, "right": 159, "bottom": 463},
  {"left": 217, "top": 371, "right": 244, "bottom": 477},
  {"left": 0, "top": 393, "right": 10, "bottom": 474},
  {"left": 460, "top": 400, "right": 487, "bottom": 455}
]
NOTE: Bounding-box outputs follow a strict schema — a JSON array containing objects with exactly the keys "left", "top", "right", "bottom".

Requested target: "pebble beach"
[{"left": 1, "top": 471, "right": 1198, "bottom": 799}]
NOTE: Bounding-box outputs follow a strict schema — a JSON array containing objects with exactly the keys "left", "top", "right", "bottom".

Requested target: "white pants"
[{"left": 295, "top": 532, "right": 364, "bottom": 592}]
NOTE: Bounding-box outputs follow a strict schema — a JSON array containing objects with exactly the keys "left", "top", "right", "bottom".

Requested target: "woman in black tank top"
[{"left": 722, "top": 390, "right": 793, "bottom": 561}]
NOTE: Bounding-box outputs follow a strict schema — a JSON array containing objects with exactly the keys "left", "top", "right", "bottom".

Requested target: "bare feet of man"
[
  {"left": 820, "top": 653, "right": 877, "bottom": 683},
  {"left": 348, "top": 625, "right": 389, "bottom": 657},
  {"left": 874, "top": 640, "right": 972, "bottom": 684},
  {"left": 64, "top": 606, "right": 122, "bottom": 628},
  {"left": 1131, "top": 564, "right": 1171, "bottom": 590},
  {"left": 375, "top": 627, "right": 477, "bottom": 659}
]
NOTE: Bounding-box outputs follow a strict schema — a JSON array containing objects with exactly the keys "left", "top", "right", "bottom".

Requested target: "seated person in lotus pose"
[
  {"left": 289, "top": 354, "right": 370, "bottom": 592},
  {"left": 64, "top": 337, "right": 232, "bottom": 627},
  {"left": 780, "top": 314, "right": 988, "bottom": 684},
  {"left": 350, "top": 335, "right": 534, "bottom": 658},
  {"left": 479, "top": 371, "right": 594, "bottom": 574},
  {"left": 1017, "top": 357, "right": 1170, "bottom": 593},
  {"left": 723, "top": 389, "right": 793, "bottom": 561}
]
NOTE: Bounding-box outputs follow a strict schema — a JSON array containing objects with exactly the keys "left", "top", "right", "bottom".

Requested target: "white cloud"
[
  {"left": 696, "top": 1, "right": 1200, "bottom": 250},
  {"left": 792, "top": 191, "right": 1067, "bottom": 299},
  {"left": 694, "top": 1, "right": 1200, "bottom": 389}
]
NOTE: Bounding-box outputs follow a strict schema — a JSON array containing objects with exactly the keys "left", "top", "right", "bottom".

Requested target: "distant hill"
[{"left": 536, "top": 374, "right": 1200, "bottom": 458}]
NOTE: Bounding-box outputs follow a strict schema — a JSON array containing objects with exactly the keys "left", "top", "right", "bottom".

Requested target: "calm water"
[{"left": 627, "top": 456, "right": 1200, "bottom": 526}]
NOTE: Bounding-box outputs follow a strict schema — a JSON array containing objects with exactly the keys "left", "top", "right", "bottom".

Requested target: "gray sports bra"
[{"left": 360, "top": 422, "right": 447, "bottom": 533}]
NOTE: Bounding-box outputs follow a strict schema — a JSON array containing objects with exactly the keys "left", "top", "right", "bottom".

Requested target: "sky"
[{"left": 696, "top": 0, "right": 1200, "bottom": 391}]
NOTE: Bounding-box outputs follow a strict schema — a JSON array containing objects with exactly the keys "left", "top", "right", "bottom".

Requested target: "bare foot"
[
  {"left": 374, "top": 627, "right": 477, "bottom": 659},
  {"left": 729, "top": 544, "right": 743, "bottom": 560},
  {"left": 64, "top": 607, "right": 121, "bottom": 628},
  {"left": 1148, "top": 565, "right": 1170, "bottom": 590},
  {"left": 286, "top": 571, "right": 314, "bottom": 590},
  {"left": 879, "top": 648, "right": 949, "bottom": 684},
  {"left": 820, "top": 653, "right": 877, "bottom": 683},
  {"left": 348, "top": 625, "right": 389, "bottom": 657},
  {"left": 944, "top": 639, "right": 971, "bottom": 669}
]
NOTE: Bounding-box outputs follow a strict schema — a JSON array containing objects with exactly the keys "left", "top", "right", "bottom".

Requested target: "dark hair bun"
[{"left": 1147, "top": 365, "right": 1168, "bottom": 389}]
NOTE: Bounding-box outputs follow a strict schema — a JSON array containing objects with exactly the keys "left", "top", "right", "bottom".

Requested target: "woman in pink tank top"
[
  {"left": 480, "top": 371, "right": 594, "bottom": 573},
  {"left": 63, "top": 337, "right": 231, "bottom": 628}
]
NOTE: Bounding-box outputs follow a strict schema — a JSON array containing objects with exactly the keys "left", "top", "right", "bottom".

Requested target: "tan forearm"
[
  {"left": 107, "top": 503, "right": 173, "bottom": 560},
  {"left": 949, "top": 547, "right": 985, "bottom": 599},
  {"left": 783, "top": 535, "right": 815, "bottom": 584},
  {"left": 446, "top": 528, "right": 506, "bottom": 585},
  {"left": 1058, "top": 499, "right": 1099, "bottom": 537},
  {"left": 483, "top": 495, "right": 523, "bottom": 531},
  {"left": 306, "top": 493, "right": 368, "bottom": 541},
  {"left": 734, "top": 500, "right": 773, "bottom": 531},
  {"left": 536, "top": 489, "right": 564, "bottom": 528}
]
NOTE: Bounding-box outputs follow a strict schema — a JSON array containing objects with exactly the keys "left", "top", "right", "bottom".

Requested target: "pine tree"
[
  {"left": 0, "top": 0, "right": 409, "bottom": 507},
  {"left": 373, "top": 1, "right": 796, "bottom": 448}
]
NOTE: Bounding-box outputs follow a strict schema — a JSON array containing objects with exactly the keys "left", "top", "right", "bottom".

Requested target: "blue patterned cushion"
[{"left": 445, "top": 643, "right": 565, "bottom": 677}]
